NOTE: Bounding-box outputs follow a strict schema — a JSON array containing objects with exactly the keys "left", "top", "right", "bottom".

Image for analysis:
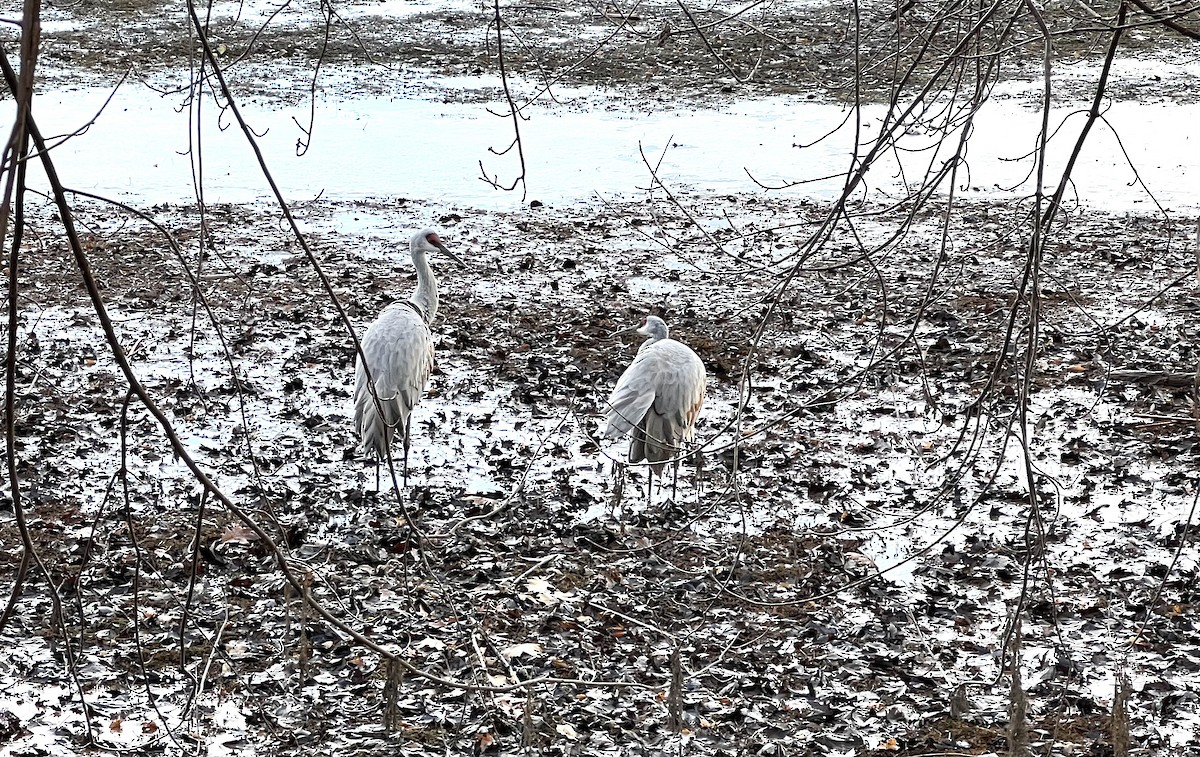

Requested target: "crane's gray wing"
[
  {"left": 352, "top": 304, "right": 434, "bottom": 458},
  {"left": 603, "top": 349, "right": 662, "bottom": 440},
  {"left": 648, "top": 340, "right": 706, "bottom": 444}
]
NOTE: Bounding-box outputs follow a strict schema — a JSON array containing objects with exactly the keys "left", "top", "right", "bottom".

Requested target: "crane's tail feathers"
[
  {"left": 607, "top": 395, "right": 701, "bottom": 479},
  {"left": 630, "top": 412, "right": 681, "bottom": 475},
  {"left": 629, "top": 424, "right": 646, "bottom": 466},
  {"left": 354, "top": 389, "right": 410, "bottom": 461}
]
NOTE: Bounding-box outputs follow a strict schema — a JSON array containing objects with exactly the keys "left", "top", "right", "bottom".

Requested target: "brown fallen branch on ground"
[{"left": 1107, "top": 370, "right": 1197, "bottom": 387}]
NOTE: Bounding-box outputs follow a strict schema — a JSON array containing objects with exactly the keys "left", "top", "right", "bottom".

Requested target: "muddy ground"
[
  {"left": 3, "top": 1, "right": 1200, "bottom": 756},
  {"left": 4, "top": 189, "right": 1200, "bottom": 755},
  {"left": 29, "top": 0, "right": 1200, "bottom": 104}
]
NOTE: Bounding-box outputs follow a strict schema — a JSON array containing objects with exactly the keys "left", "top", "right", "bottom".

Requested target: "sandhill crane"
[
  {"left": 353, "top": 228, "right": 463, "bottom": 484},
  {"left": 604, "top": 314, "right": 706, "bottom": 495}
]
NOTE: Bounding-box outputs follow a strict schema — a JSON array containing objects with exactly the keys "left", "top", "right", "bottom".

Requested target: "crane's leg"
[
  {"left": 670, "top": 456, "right": 680, "bottom": 502},
  {"left": 667, "top": 438, "right": 682, "bottom": 502},
  {"left": 401, "top": 416, "right": 412, "bottom": 487}
]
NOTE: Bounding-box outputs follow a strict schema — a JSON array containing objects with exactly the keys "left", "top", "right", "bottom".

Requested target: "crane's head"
[
  {"left": 410, "top": 228, "right": 465, "bottom": 266},
  {"left": 637, "top": 314, "right": 670, "bottom": 341}
]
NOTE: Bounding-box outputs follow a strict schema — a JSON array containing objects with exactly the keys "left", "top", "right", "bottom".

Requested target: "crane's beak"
[{"left": 435, "top": 241, "right": 466, "bottom": 267}]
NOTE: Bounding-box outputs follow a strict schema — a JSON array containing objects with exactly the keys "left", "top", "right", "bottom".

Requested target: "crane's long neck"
[{"left": 408, "top": 249, "right": 438, "bottom": 325}]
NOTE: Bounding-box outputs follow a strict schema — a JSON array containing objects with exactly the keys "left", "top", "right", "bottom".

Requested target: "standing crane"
[
  {"left": 603, "top": 314, "right": 707, "bottom": 496},
  {"left": 352, "top": 228, "right": 463, "bottom": 484}
]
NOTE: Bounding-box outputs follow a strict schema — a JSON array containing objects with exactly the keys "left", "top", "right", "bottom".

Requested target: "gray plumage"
[
  {"left": 604, "top": 315, "right": 706, "bottom": 474},
  {"left": 353, "top": 228, "right": 462, "bottom": 474}
]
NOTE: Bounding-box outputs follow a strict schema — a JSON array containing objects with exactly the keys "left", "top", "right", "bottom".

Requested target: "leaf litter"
[
  {"left": 1, "top": 183, "right": 1199, "bottom": 755},
  {"left": 6, "top": 0, "right": 1200, "bottom": 752}
]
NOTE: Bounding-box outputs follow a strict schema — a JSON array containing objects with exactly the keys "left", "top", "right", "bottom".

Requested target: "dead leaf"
[
  {"left": 501, "top": 642, "right": 543, "bottom": 659},
  {"left": 220, "top": 525, "right": 259, "bottom": 544}
]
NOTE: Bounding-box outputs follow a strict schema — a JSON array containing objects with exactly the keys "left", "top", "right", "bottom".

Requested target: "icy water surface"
[{"left": 13, "top": 81, "right": 1200, "bottom": 212}]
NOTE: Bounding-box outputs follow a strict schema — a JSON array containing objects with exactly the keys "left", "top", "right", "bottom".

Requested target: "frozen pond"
[{"left": 11, "top": 79, "right": 1200, "bottom": 212}]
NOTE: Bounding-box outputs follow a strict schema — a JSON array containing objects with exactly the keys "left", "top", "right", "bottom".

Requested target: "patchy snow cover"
[
  {"left": 4, "top": 1, "right": 1200, "bottom": 753},
  {"left": 2, "top": 183, "right": 1200, "bottom": 755}
]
